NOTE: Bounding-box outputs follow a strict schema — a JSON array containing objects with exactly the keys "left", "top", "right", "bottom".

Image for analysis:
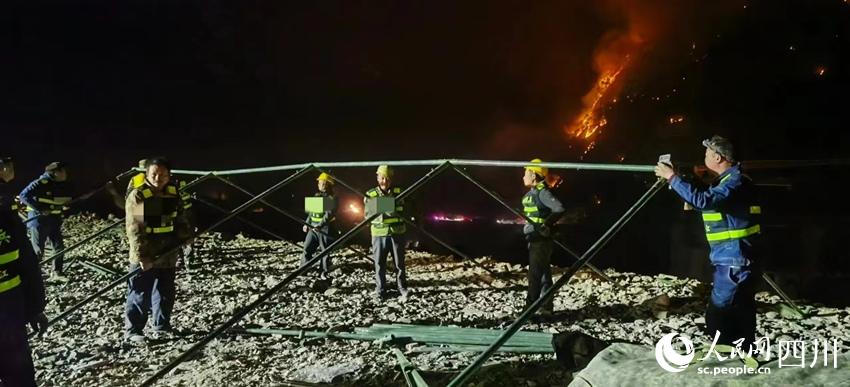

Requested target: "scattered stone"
[{"left": 28, "top": 214, "right": 848, "bottom": 387}]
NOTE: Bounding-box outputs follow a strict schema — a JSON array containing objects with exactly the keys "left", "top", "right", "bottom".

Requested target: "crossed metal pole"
[
  {"left": 313, "top": 166, "right": 503, "bottom": 279},
  {"left": 22, "top": 159, "right": 806, "bottom": 386},
  {"left": 447, "top": 179, "right": 667, "bottom": 386},
  {"left": 211, "top": 173, "right": 374, "bottom": 264},
  {"left": 451, "top": 166, "right": 618, "bottom": 286},
  {"left": 139, "top": 162, "right": 451, "bottom": 385},
  {"left": 30, "top": 167, "right": 313, "bottom": 338},
  {"left": 37, "top": 173, "right": 215, "bottom": 269}
]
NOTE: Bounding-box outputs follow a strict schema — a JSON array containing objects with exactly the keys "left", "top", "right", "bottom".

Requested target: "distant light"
[
  {"left": 789, "top": 46, "right": 795, "bottom": 51},
  {"left": 349, "top": 203, "right": 361, "bottom": 213},
  {"left": 817, "top": 67, "right": 826, "bottom": 76}
]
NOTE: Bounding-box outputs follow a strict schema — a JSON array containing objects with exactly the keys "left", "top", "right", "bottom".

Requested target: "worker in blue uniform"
[
  {"left": 655, "top": 135, "right": 761, "bottom": 347},
  {"left": 19, "top": 162, "right": 80, "bottom": 282},
  {"left": 0, "top": 156, "right": 48, "bottom": 387},
  {"left": 521, "top": 159, "right": 565, "bottom": 315}
]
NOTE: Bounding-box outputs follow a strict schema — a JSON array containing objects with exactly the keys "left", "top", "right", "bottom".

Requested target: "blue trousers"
[
  {"left": 30, "top": 222, "right": 65, "bottom": 273},
  {"left": 124, "top": 264, "right": 177, "bottom": 334},
  {"left": 372, "top": 234, "right": 407, "bottom": 294},
  {"left": 706, "top": 265, "right": 759, "bottom": 347},
  {"left": 300, "top": 228, "right": 335, "bottom": 272},
  {"left": 0, "top": 322, "right": 36, "bottom": 387}
]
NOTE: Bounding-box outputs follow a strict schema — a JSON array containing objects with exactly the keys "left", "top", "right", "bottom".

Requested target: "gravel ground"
[{"left": 28, "top": 214, "right": 850, "bottom": 386}]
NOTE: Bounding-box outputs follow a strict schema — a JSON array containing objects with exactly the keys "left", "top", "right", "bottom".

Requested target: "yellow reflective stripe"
[
  {"left": 141, "top": 189, "right": 153, "bottom": 198},
  {"left": 145, "top": 226, "right": 174, "bottom": 234},
  {"left": 0, "top": 275, "right": 21, "bottom": 293},
  {"left": 395, "top": 206, "right": 404, "bottom": 212},
  {"left": 382, "top": 217, "right": 402, "bottom": 224},
  {"left": 37, "top": 197, "right": 64, "bottom": 205},
  {"left": 706, "top": 225, "right": 760, "bottom": 242},
  {"left": 750, "top": 206, "right": 761, "bottom": 214},
  {"left": 0, "top": 250, "right": 20, "bottom": 264},
  {"left": 367, "top": 191, "right": 378, "bottom": 197},
  {"left": 702, "top": 213, "right": 723, "bottom": 221},
  {"left": 183, "top": 203, "right": 193, "bottom": 209},
  {"left": 11, "top": 204, "right": 18, "bottom": 210},
  {"left": 132, "top": 174, "right": 146, "bottom": 188},
  {"left": 167, "top": 186, "right": 177, "bottom": 195},
  {"left": 393, "top": 187, "right": 401, "bottom": 194},
  {"left": 171, "top": 212, "right": 178, "bottom": 217},
  {"left": 527, "top": 217, "right": 545, "bottom": 224},
  {"left": 524, "top": 206, "right": 538, "bottom": 213},
  {"left": 28, "top": 206, "right": 61, "bottom": 214},
  {"left": 720, "top": 174, "right": 733, "bottom": 183}
]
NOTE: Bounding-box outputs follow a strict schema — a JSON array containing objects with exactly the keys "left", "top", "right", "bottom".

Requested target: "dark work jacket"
[{"left": 0, "top": 179, "right": 47, "bottom": 326}]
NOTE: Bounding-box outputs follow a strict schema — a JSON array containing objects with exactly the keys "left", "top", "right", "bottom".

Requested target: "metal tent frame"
[{"left": 27, "top": 159, "right": 803, "bottom": 386}]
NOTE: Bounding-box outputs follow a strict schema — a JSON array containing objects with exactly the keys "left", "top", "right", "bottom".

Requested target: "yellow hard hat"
[
  {"left": 138, "top": 159, "right": 148, "bottom": 169},
  {"left": 525, "top": 159, "right": 548, "bottom": 177},
  {"left": 317, "top": 172, "right": 335, "bottom": 184},
  {"left": 376, "top": 165, "right": 393, "bottom": 177}
]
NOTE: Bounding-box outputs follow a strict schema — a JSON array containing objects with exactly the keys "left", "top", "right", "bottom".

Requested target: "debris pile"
[{"left": 26, "top": 214, "right": 850, "bottom": 386}]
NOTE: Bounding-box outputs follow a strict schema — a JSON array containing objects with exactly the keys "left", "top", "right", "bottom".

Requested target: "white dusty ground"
[{"left": 28, "top": 214, "right": 850, "bottom": 386}]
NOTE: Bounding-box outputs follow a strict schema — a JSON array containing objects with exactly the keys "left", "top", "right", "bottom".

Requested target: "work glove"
[{"left": 29, "top": 312, "right": 49, "bottom": 337}]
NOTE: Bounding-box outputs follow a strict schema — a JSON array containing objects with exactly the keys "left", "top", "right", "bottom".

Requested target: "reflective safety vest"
[
  {"left": 0, "top": 227, "right": 21, "bottom": 294},
  {"left": 126, "top": 173, "right": 146, "bottom": 199},
  {"left": 366, "top": 187, "right": 406, "bottom": 235},
  {"left": 178, "top": 180, "right": 193, "bottom": 210},
  {"left": 132, "top": 173, "right": 146, "bottom": 190},
  {"left": 137, "top": 183, "right": 181, "bottom": 234},
  {"left": 522, "top": 182, "right": 551, "bottom": 224},
  {"left": 701, "top": 173, "right": 761, "bottom": 245},
  {"left": 26, "top": 178, "right": 65, "bottom": 215},
  {"left": 308, "top": 192, "right": 336, "bottom": 225}
]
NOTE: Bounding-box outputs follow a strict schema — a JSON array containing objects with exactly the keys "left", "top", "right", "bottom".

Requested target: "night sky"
[
  {"left": 2, "top": 0, "right": 849, "bottom": 220},
  {"left": 2, "top": 1, "right": 849, "bottom": 294}
]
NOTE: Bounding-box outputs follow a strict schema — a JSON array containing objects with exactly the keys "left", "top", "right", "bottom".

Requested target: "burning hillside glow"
[
  {"left": 564, "top": 23, "right": 642, "bottom": 157},
  {"left": 565, "top": 65, "right": 626, "bottom": 141}
]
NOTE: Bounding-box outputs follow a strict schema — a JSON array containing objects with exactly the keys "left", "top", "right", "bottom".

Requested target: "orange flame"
[{"left": 565, "top": 65, "right": 625, "bottom": 141}]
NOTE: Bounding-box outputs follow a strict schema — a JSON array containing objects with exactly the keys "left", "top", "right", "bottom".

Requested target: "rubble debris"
[{"left": 27, "top": 214, "right": 850, "bottom": 386}]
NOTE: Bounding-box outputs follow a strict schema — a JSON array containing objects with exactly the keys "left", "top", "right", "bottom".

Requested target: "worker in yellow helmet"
[
  {"left": 364, "top": 165, "right": 409, "bottom": 301},
  {"left": 301, "top": 173, "right": 338, "bottom": 277},
  {"left": 521, "top": 159, "right": 565, "bottom": 315}
]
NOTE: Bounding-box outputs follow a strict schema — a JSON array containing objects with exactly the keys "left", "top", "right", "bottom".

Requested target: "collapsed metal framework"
[{"left": 31, "top": 159, "right": 803, "bottom": 387}]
